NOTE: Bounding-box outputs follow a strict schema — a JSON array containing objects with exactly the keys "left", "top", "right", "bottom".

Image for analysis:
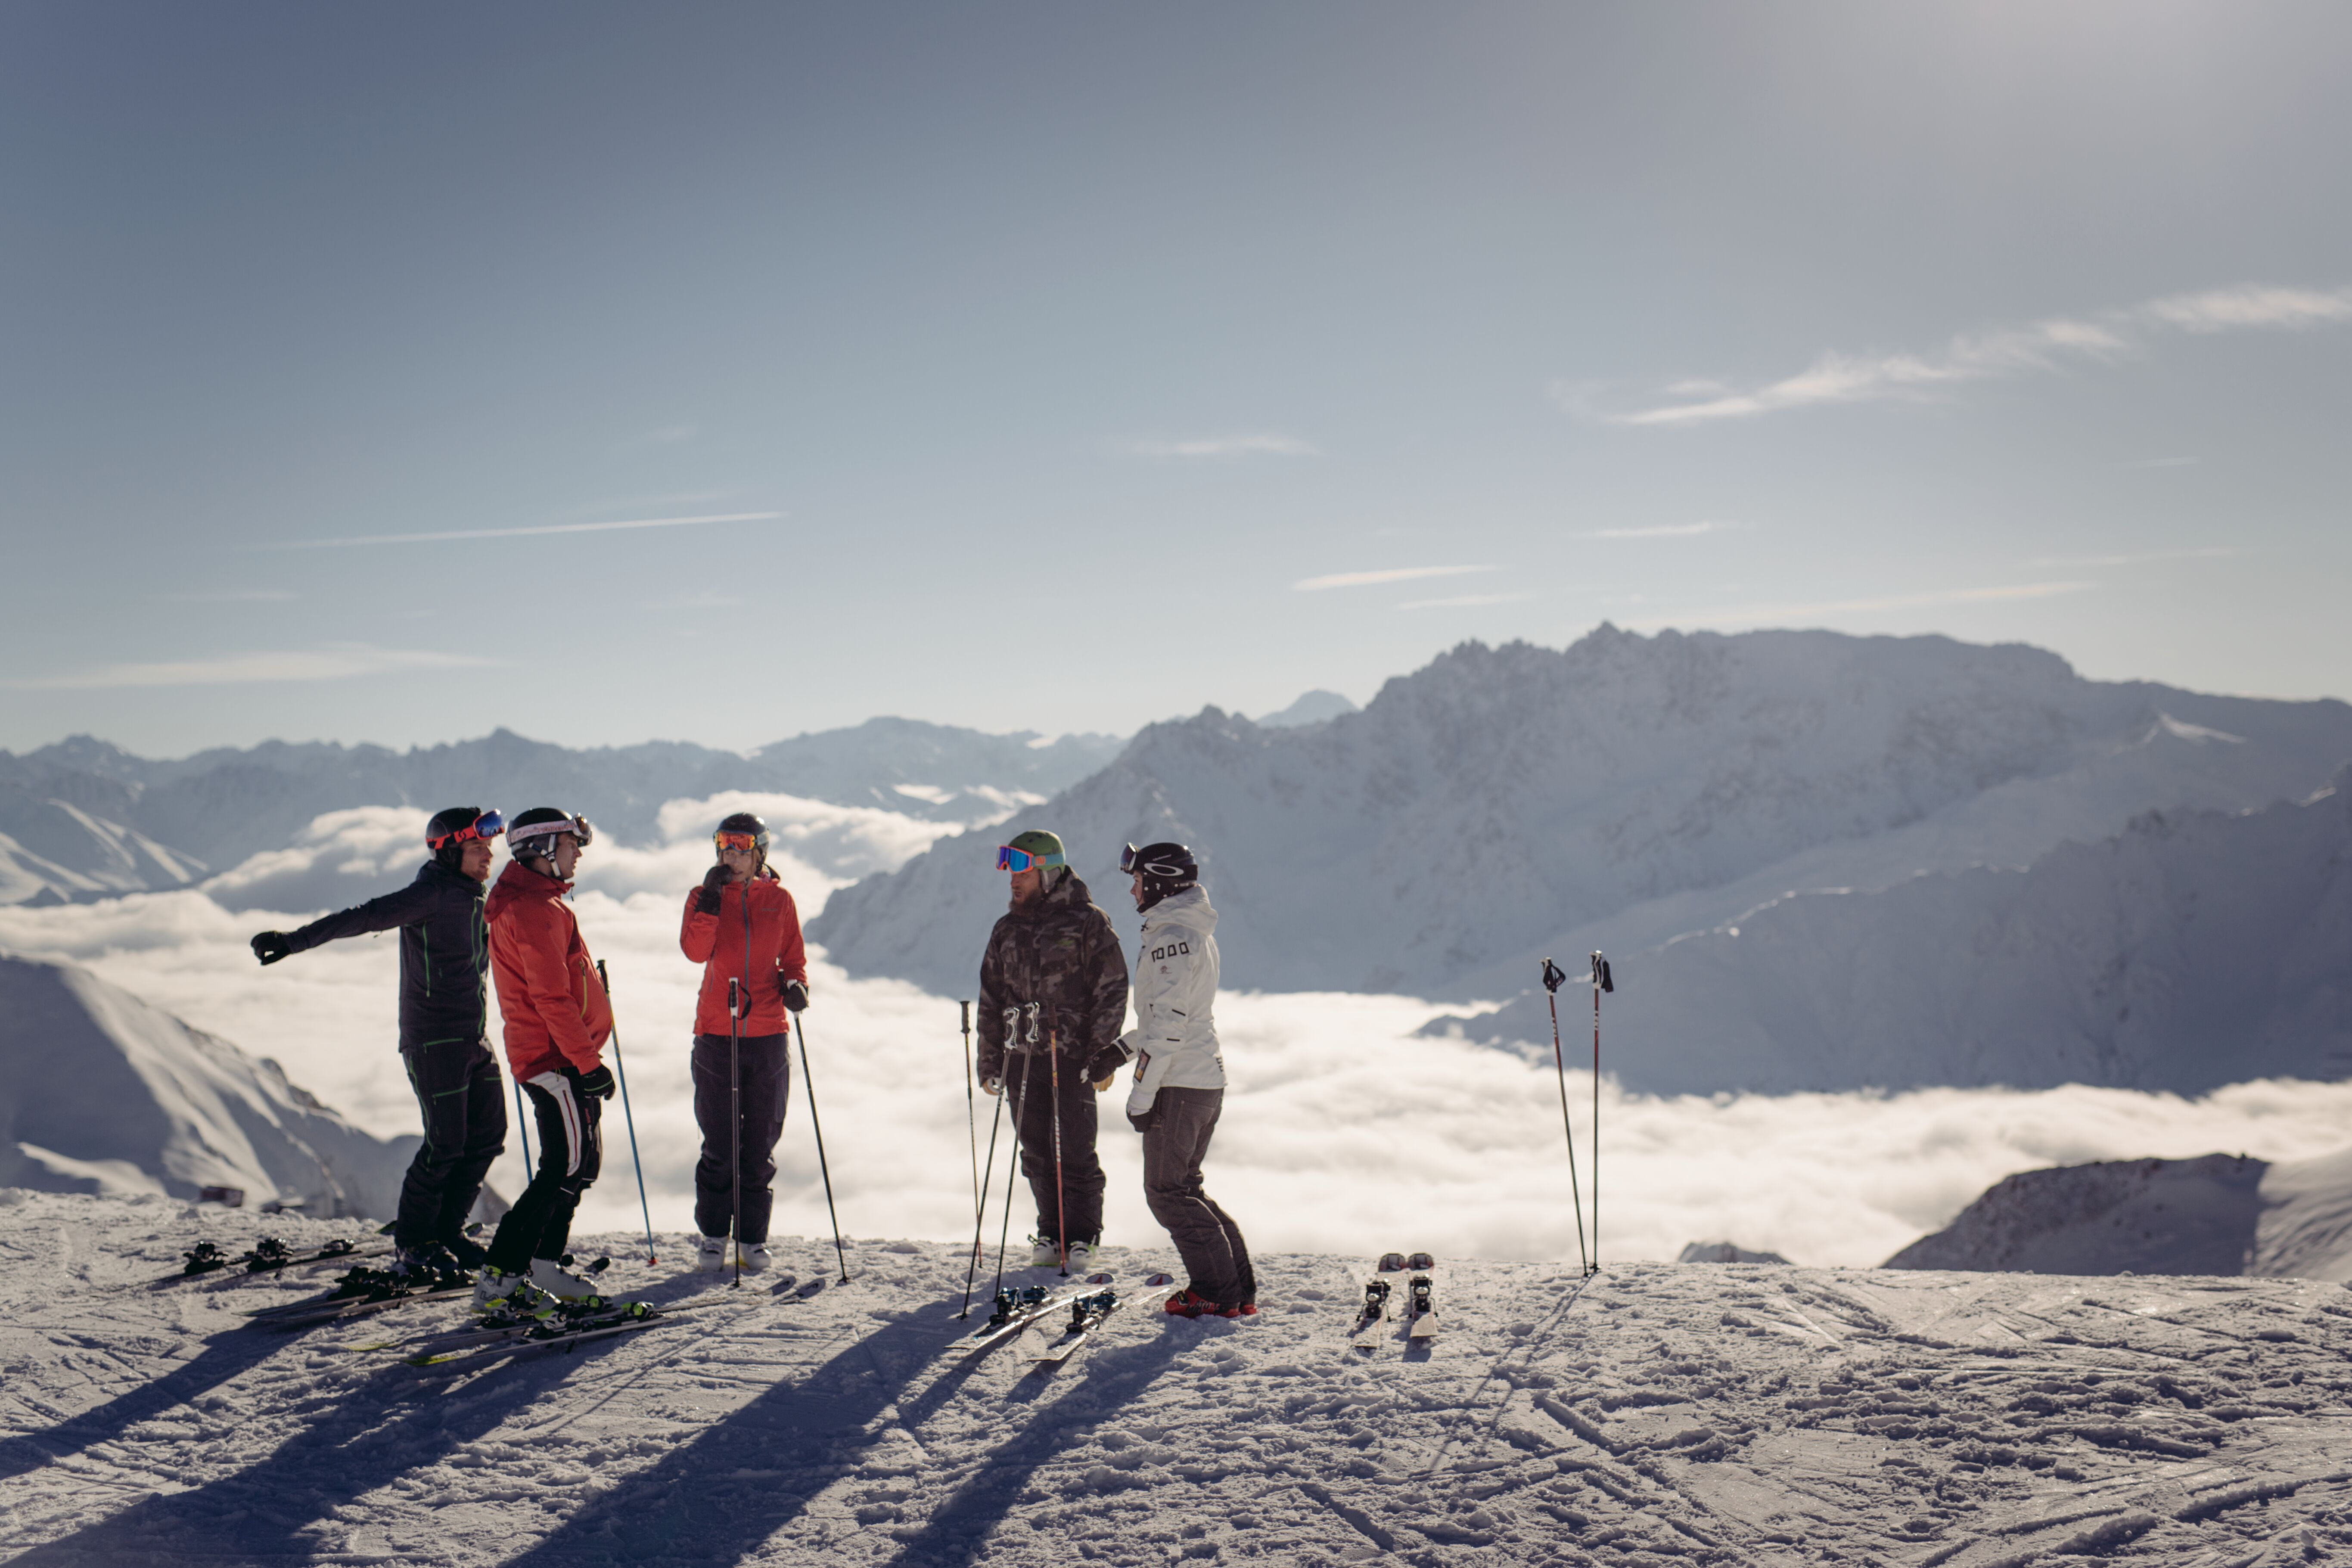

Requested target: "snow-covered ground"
[{"left": 4, "top": 1192, "right": 2351, "bottom": 1565}]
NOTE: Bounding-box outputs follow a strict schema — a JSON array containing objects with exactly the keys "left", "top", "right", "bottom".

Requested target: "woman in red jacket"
[{"left": 680, "top": 810, "right": 808, "bottom": 1273}]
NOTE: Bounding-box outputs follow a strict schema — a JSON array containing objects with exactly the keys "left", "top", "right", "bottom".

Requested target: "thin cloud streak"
[
  {"left": 8, "top": 645, "right": 490, "bottom": 689},
  {"left": 2027, "top": 548, "right": 2235, "bottom": 568},
  {"left": 1587, "top": 522, "right": 1730, "bottom": 539},
  {"left": 1128, "top": 435, "right": 1320, "bottom": 460},
  {"left": 1401, "top": 593, "right": 1532, "bottom": 610},
  {"left": 1626, "top": 580, "right": 2092, "bottom": 632},
  {"left": 1611, "top": 281, "right": 2352, "bottom": 427},
  {"left": 1295, "top": 565, "right": 1495, "bottom": 592},
  {"left": 262, "top": 511, "right": 781, "bottom": 550},
  {"left": 157, "top": 589, "right": 298, "bottom": 603}
]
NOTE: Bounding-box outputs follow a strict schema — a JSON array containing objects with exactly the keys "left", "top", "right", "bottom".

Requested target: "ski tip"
[
  {"left": 767, "top": 1273, "right": 800, "bottom": 1295},
  {"left": 1144, "top": 1272, "right": 1173, "bottom": 1288},
  {"left": 793, "top": 1277, "right": 827, "bottom": 1299}
]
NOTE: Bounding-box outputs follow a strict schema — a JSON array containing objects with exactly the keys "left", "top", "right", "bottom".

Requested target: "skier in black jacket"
[
  {"left": 249, "top": 806, "right": 509, "bottom": 1276},
  {"left": 976, "top": 829, "right": 1130, "bottom": 1272}
]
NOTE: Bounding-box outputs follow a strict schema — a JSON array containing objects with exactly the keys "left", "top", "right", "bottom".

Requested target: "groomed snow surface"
[{"left": 6, "top": 1193, "right": 2351, "bottom": 1567}]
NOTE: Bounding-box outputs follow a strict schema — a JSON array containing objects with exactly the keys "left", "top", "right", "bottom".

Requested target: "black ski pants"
[
  {"left": 1007, "top": 1049, "right": 1106, "bottom": 1247},
  {"left": 485, "top": 1072, "right": 604, "bottom": 1273},
  {"left": 692, "top": 1032, "right": 790, "bottom": 1244},
  {"left": 395, "top": 1038, "right": 506, "bottom": 1251},
  {"left": 1141, "top": 1086, "right": 1253, "bottom": 1307}
]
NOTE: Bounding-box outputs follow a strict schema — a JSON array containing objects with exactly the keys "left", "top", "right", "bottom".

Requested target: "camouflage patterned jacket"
[{"left": 976, "top": 869, "right": 1129, "bottom": 1081}]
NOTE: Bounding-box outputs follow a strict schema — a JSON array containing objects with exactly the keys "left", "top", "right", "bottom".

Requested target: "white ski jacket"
[{"left": 1120, "top": 885, "right": 1226, "bottom": 1118}]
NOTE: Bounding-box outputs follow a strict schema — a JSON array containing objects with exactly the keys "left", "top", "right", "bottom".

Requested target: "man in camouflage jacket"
[{"left": 976, "top": 829, "right": 1130, "bottom": 1267}]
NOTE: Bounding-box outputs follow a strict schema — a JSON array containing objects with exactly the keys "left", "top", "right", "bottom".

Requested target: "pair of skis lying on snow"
[
  {"left": 951, "top": 1269, "right": 1192, "bottom": 1371},
  {"left": 1353, "top": 1251, "right": 1439, "bottom": 1352}
]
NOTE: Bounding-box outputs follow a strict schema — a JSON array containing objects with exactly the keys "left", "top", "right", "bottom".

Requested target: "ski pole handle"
[
  {"left": 960, "top": 999, "right": 971, "bottom": 1036},
  {"left": 597, "top": 958, "right": 611, "bottom": 993}
]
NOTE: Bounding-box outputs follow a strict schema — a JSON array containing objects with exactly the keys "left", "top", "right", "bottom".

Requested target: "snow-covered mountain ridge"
[
  {"left": 0, "top": 953, "right": 430, "bottom": 1220},
  {"left": 1441, "top": 764, "right": 2352, "bottom": 1096},
  {"left": 4, "top": 1195, "right": 2351, "bottom": 1565},
  {"left": 0, "top": 718, "right": 1124, "bottom": 906},
  {"left": 812, "top": 626, "right": 2352, "bottom": 1000}
]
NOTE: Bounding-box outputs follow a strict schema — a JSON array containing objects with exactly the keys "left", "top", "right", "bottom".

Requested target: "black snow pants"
[
  {"left": 395, "top": 1038, "right": 507, "bottom": 1251},
  {"left": 485, "top": 1072, "right": 604, "bottom": 1273},
  {"left": 1007, "top": 1049, "right": 1106, "bottom": 1247},
  {"left": 692, "top": 1032, "right": 790, "bottom": 1244},
  {"left": 1141, "top": 1086, "right": 1253, "bottom": 1306}
]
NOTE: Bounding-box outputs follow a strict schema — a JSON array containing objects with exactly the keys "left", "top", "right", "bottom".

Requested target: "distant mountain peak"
[{"left": 1255, "top": 690, "right": 1358, "bottom": 729}]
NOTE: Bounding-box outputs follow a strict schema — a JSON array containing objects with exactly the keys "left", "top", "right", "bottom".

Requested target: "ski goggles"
[
  {"left": 511, "top": 813, "right": 594, "bottom": 855},
  {"left": 995, "top": 843, "right": 1066, "bottom": 873},
  {"left": 426, "top": 809, "right": 504, "bottom": 851},
  {"left": 713, "top": 829, "right": 767, "bottom": 854}
]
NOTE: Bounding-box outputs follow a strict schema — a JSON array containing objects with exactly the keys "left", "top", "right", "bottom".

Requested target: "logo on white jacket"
[{"left": 1148, "top": 941, "right": 1190, "bottom": 962}]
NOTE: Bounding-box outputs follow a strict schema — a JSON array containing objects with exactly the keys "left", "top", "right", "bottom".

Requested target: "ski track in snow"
[{"left": 3, "top": 1195, "right": 2351, "bottom": 1565}]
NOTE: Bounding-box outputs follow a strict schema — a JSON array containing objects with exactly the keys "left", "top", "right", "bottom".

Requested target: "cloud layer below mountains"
[{"left": 7, "top": 885, "right": 2350, "bottom": 1269}]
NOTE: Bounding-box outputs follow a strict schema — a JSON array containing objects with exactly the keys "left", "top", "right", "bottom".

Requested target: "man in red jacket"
[
  {"left": 679, "top": 811, "right": 808, "bottom": 1274},
  {"left": 478, "top": 807, "right": 615, "bottom": 1306}
]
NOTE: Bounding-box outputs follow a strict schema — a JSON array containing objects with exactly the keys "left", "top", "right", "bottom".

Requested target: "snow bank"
[{"left": 1890, "top": 1146, "right": 2352, "bottom": 1282}]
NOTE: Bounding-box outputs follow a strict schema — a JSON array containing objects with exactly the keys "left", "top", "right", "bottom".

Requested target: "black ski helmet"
[
  {"left": 425, "top": 806, "right": 502, "bottom": 869},
  {"left": 1120, "top": 841, "right": 1198, "bottom": 912},
  {"left": 508, "top": 807, "right": 593, "bottom": 867},
  {"left": 715, "top": 811, "right": 770, "bottom": 863}
]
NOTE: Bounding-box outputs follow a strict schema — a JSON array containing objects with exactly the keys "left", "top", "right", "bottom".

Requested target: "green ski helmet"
[{"left": 994, "top": 829, "right": 1066, "bottom": 873}]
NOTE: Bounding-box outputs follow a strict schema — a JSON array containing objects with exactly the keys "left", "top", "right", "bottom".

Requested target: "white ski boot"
[
  {"left": 472, "top": 1265, "right": 534, "bottom": 1310},
  {"left": 696, "top": 1234, "right": 729, "bottom": 1272},
  {"left": 739, "top": 1242, "right": 774, "bottom": 1274},
  {"left": 1064, "top": 1236, "right": 1100, "bottom": 1273},
  {"left": 1027, "top": 1233, "right": 1063, "bottom": 1268},
  {"left": 530, "top": 1257, "right": 603, "bottom": 1302}
]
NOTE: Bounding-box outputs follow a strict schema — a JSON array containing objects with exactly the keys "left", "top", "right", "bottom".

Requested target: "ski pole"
[
  {"left": 596, "top": 960, "right": 658, "bottom": 1267},
  {"left": 1041, "top": 1003, "right": 1066, "bottom": 1276},
  {"left": 960, "top": 1000, "right": 980, "bottom": 1238},
  {"left": 794, "top": 1011, "right": 849, "bottom": 1284},
  {"left": 989, "top": 1027, "right": 1028, "bottom": 1307},
  {"left": 960, "top": 1026, "right": 1010, "bottom": 1317},
  {"left": 511, "top": 1077, "right": 535, "bottom": 1176},
  {"left": 1540, "top": 959, "right": 1590, "bottom": 1276},
  {"left": 728, "top": 976, "right": 742, "bottom": 1290},
  {"left": 1591, "top": 950, "right": 1613, "bottom": 1276}
]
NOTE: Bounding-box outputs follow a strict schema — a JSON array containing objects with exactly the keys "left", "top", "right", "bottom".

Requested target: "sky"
[{"left": 4, "top": 1, "right": 2350, "bottom": 757}]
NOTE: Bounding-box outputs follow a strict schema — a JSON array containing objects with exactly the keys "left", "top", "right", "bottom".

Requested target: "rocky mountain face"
[
  {"left": 811, "top": 626, "right": 2352, "bottom": 1003},
  {"left": 1441, "top": 766, "right": 2352, "bottom": 1095},
  {"left": 0, "top": 954, "right": 429, "bottom": 1220},
  {"left": 0, "top": 718, "right": 1122, "bottom": 906}
]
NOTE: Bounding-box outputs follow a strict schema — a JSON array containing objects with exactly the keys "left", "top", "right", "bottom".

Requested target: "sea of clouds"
[{"left": 6, "top": 793, "right": 2351, "bottom": 1270}]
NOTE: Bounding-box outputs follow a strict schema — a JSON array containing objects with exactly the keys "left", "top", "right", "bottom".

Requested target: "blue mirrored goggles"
[
  {"left": 995, "top": 844, "right": 1066, "bottom": 873},
  {"left": 427, "top": 808, "right": 504, "bottom": 851}
]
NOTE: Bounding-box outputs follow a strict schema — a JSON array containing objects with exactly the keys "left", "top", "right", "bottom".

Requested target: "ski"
[
  {"left": 1350, "top": 1277, "right": 1393, "bottom": 1352},
  {"left": 406, "top": 1301, "right": 692, "bottom": 1369},
  {"left": 1406, "top": 1271, "right": 1438, "bottom": 1340},
  {"left": 149, "top": 1236, "right": 385, "bottom": 1287},
  {"left": 399, "top": 1296, "right": 715, "bottom": 1363},
  {"left": 1027, "top": 1288, "right": 1120, "bottom": 1369},
  {"left": 952, "top": 1273, "right": 1114, "bottom": 1357},
  {"left": 240, "top": 1263, "right": 478, "bottom": 1329}
]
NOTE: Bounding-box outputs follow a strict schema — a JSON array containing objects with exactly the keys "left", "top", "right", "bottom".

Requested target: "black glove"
[
  {"left": 780, "top": 977, "right": 809, "bottom": 1013},
  {"left": 575, "top": 1065, "right": 616, "bottom": 1100},
  {"left": 251, "top": 931, "right": 292, "bottom": 966},
  {"left": 1083, "top": 1045, "right": 1128, "bottom": 1088},
  {"left": 696, "top": 864, "right": 726, "bottom": 915}
]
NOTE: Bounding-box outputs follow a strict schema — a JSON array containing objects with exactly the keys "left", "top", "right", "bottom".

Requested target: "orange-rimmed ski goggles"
[
  {"left": 426, "top": 809, "right": 504, "bottom": 851},
  {"left": 714, "top": 829, "right": 767, "bottom": 854}
]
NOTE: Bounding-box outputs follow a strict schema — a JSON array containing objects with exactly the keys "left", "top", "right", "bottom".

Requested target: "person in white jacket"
[{"left": 1115, "top": 841, "right": 1256, "bottom": 1318}]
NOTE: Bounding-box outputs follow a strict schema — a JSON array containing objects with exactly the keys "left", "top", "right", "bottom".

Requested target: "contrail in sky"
[{"left": 264, "top": 511, "right": 782, "bottom": 549}]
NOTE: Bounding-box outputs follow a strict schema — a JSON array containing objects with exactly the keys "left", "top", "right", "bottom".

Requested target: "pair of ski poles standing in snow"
[
  {"left": 957, "top": 1000, "right": 1057, "bottom": 1318},
  {"left": 1544, "top": 950, "right": 1613, "bottom": 1279}
]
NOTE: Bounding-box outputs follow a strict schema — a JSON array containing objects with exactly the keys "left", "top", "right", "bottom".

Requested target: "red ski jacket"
[
  {"left": 485, "top": 860, "right": 612, "bottom": 1081},
  {"left": 680, "top": 870, "right": 807, "bottom": 1037}
]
